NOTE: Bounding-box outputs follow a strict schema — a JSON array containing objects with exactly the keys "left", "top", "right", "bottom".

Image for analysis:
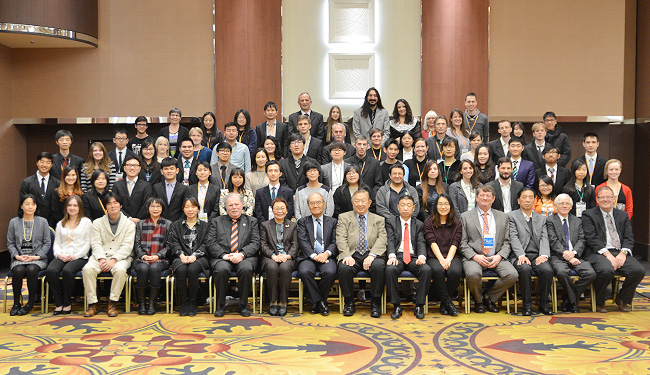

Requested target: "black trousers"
[
  {"left": 134, "top": 260, "right": 169, "bottom": 288},
  {"left": 512, "top": 254, "right": 554, "bottom": 309},
  {"left": 260, "top": 257, "right": 295, "bottom": 303},
  {"left": 337, "top": 252, "right": 386, "bottom": 300},
  {"left": 427, "top": 256, "right": 463, "bottom": 303},
  {"left": 45, "top": 258, "right": 87, "bottom": 307},
  {"left": 212, "top": 257, "right": 257, "bottom": 309},
  {"left": 385, "top": 254, "right": 432, "bottom": 305},
  {"left": 587, "top": 250, "right": 645, "bottom": 306},
  {"left": 298, "top": 258, "right": 337, "bottom": 304},
  {"left": 11, "top": 264, "right": 41, "bottom": 305},
  {"left": 550, "top": 256, "right": 596, "bottom": 304},
  {"left": 175, "top": 261, "right": 203, "bottom": 304}
]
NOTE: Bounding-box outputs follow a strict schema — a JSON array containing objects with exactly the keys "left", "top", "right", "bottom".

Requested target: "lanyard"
[
  {"left": 443, "top": 164, "right": 451, "bottom": 183},
  {"left": 465, "top": 113, "right": 478, "bottom": 134},
  {"left": 575, "top": 185, "right": 584, "bottom": 202},
  {"left": 360, "top": 161, "right": 366, "bottom": 176},
  {"left": 416, "top": 160, "right": 425, "bottom": 181},
  {"left": 435, "top": 139, "right": 443, "bottom": 157},
  {"left": 372, "top": 148, "right": 383, "bottom": 160},
  {"left": 97, "top": 197, "right": 107, "bottom": 214}
]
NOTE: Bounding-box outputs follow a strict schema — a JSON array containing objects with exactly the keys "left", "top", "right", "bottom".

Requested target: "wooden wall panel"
[
  {"left": 214, "top": 0, "right": 282, "bottom": 129},
  {"left": 422, "top": 0, "right": 489, "bottom": 117},
  {"left": 0, "top": 0, "right": 98, "bottom": 38}
]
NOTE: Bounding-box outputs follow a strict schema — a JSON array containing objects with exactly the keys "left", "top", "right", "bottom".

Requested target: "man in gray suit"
[
  {"left": 287, "top": 92, "right": 325, "bottom": 142},
  {"left": 547, "top": 193, "right": 596, "bottom": 313},
  {"left": 321, "top": 141, "right": 350, "bottom": 192},
  {"left": 460, "top": 185, "right": 518, "bottom": 313},
  {"left": 352, "top": 87, "right": 390, "bottom": 143},
  {"left": 210, "top": 142, "right": 235, "bottom": 191},
  {"left": 508, "top": 188, "right": 553, "bottom": 316}
]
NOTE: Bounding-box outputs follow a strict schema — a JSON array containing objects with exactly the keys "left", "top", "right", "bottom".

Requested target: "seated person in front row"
[
  {"left": 260, "top": 197, "right": 298, "bottom": 316},
  {"left": 83, "top": 192, "right": 135, "bottom": 318},
  {"left": 336, "top": 189, "right": 387, "bottom": 318},
  {"left": 255, "top": 160, "right": 294, "bottom": 224},
  {"left": 298, "top": 193, "right": 338, "bottom": 316},
  {"left": 153, "top": 157, "right": 189, "bottom": 222},
  {"left": 112, "top": 155, "right": 153, "bottom": 224},
  {"left": 508, "top": 188, "right": 554, "bottom": 316},
  {"left": 376, "top": 163, "right": 419, "bottom": 221},
  {"left": 547, "top": 193, "right": 596, "bottom": 313},
  {"left": 460, "top": 185, "right": 518, "bottom": 313},
  {"left": 581, "top": 186, "right": 645, "bottom": 313},
  {"left": 385, "top": 195, "right": 431, "bottom": 320},
  {"left": 209, "top": 193, "right": 260, "bottom": 317}
]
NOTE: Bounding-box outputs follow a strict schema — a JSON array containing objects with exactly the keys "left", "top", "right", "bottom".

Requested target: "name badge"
[
  {"left": 415, "top": 180, "right": 421, "bottom": 187},
  {"left": 483, "top": 235, "right": 495, "bottom": 249},
  {"left": 268, "top": 206, "right": 275, "bottom": 220},
  {"left": 198, "top": 211, "right": 208, "bottom": 222},
  {"left": 436, "top": 158, "right": 445, "bottom": 164},
  {"left": 575, "top": 202, "right": 587, "bottom": 217},
  {"left": 461, "top": 148, "right": 469, "bottom": 154},
  {"left": 616, "top": 203, "right": 626, "bottom": 211},
  {"left": 116, "top": 172, "right": 124, "bottom": 181}
]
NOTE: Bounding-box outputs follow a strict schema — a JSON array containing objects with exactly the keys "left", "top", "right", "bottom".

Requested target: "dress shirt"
[
  {"left": 126, "top": 176, "right": 138, "bottom": 195},
  {"left": 388, "top": 217, "right": 425, "bottom": 262},
  {"left": 461, "top": 179, "right": 476, "bottom": 210},
  {"left": 266, "top": 121, "right": 278, "bottom": 137},
  {"left": 303, "top": 136, "right": 311, "bottom": 156},
  {"left": 500, "top": 137, "right": 510, "bottom": 155},
  {"left": 355, "top": 212, "right": 375, "bottom": 258},
  {"left": 477, "top": 207, "right": 496, "bottom": 256},
  {"left": 198, "top": 182, "right": 209, "bottom": 213},
  {"left": 535, "top": 141, "right": 546, "bottom": 154},
  {"left": 511, "top": 157, "right": 521, "bottom": 170},
  {"left": 499, "top": 179, "right": 512, "bottom": 213},
  {"left": 37, "top": 172, "right": 50, "bottom": 192},
  {"left": 268, "top": 182, "right": 280, "bottom": 197},
  {"left": 229, "top": 142, "right": 251, "bottom": 173},
  {"left": 331, "top": 162, "right": 345, "bottom": 191},
  {"left": 557, "top": 214, "right": 574, "bottom": 252},
  {"left": 546, "top": 164, "right": 557, "bottom": 184},
  {"left": 310, "top": 214, "right": 332, "bottom": 258},
  {"left": 598, "top": 208, "right": 631, "bottom": 255},
  {"left": 402, "top": 149, "right": 413, "bottom": 162},
  {"left": 165, "top": 181, "right": 176, "bottom": 203}
]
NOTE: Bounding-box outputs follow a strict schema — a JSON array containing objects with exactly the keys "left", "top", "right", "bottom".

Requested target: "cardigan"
[
  {"left": 90, "top": 213, "right": 135, "bottom": 263},
  {"left": 7, "top": 216, "right": 51, "bottom": 269}
]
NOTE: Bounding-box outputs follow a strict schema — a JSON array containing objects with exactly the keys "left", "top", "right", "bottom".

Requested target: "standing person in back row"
[
  {"left": 543, "top": 111, "right": 571, "bottom": 167},
  {"left": 288, "top": 92, "right": 325, "bottom": 142},
  {"left": 159, "top": 108, "right": 190, "bottom": 159},
  {"left": 463, "top": 93, "right": 489, "bottom": 144},
  {"left": 51, "top": 129, "right": 84, "bottom": 181},
  {"left": 353, "top": 87, "right": 391, "bottom": 143}
]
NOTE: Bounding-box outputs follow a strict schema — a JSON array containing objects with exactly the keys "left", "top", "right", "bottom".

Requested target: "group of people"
[{"left": 9, "top": 88, "right": 643, "bottom": 319}]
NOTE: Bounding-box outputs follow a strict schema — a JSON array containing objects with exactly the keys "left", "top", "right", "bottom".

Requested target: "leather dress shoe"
[
  {"left": 570, "top": 303, "right": 580, "bottom": 314},
  {"left": 84, "top": 303, "right": 98, "bottom": 317},
  {"left": 17, "top": 303, "right": 34, "bottom": 316},
  {"left": 310, "top": 303, "right": 320, "bottom": 315},
  {"left": 446, "top": 300, "right": 459, "bottom": 317},
  {"left": 318, "top": 301, "right": 329, "bottom": 316},
  {"left": 240, "top": 305, "right": 251, "bottom": 317},
  {"left": 370, "top": 303, "right": 381, "bottom": 318},
  {"left": 560, "top": 300, "right": 571, "bottom": 312},
  {"left": 522, "top": 307, "right": 533, "bottom": 316},
  {"left": 414, "top": 305, "right": 425, "bottom": 319},
  {"left": 595, "top": 305, "right": 608, "bottom": 313},
  {"left": 188, "top": 305, "right": 197, "bottom": 317},
  {"left": 343, "top": 302, "right": 355, "bottom": 316},
  {"left": 53, "top": 309, "right": 64, "bottom": 316},
  {"left": 440, "top": 301, "right": 449, "bottom": 315},
  {"left": 483, "top": 298, "right": 499, "bottom": 313},
  {"left": 269, "top": 304, "right": 279, "bottom": 316},
  {"left": 107, "top": 301, "right": 118, "bottom": 317},
  {"left": 391, "top": 305, "right": 403, "bottom": 320},
  {"left": 9, "top": 305, "right": 21, "bottom": 316},
  {"left": 615, "top": 298, "right": 631, "bottom": 312},
  {"left": 278, "top": 305, "right": 287, "bottom": 316},
  {"left": 538, "top": 305, "right": 554, "bottom": 315},
  {"left": 473, "top": 302, "right": 486, "bottom": 313},
  {"left": 214, "top": 306, "right": 225, "bottom": 317}
]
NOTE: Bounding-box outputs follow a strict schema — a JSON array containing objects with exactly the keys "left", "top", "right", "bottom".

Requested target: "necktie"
[
  {"left": 271, "top": 186, "right": 277, "bottom": 200},
  {"left": 118, "top": 151, "right": 123, "bottom": 170},
  {"left": 605, "top": 213, "right": 621, "bottom": 249},
  {"left": 184, "top": 160, "right": 190, "bottom": 169},
  {"left": 403, "top": 222, "right": 411, "bottom": 264},
  {"left": 527, "top": 217, "right": 536, "bottom": 243},
  {"left": 220, "top": 165, "right": 227, "bottom": 185},
  {"left": 481, "top": 212, "right": 490, "bottom": 255},
  {"left": 40, "top": 177, "right": 46, "bottom": 194},
  {"left": 62, "top": 157, "right": 68, "bottom": 169},
  {"left": 512, "top": 160, "right": 519, "bottom": 179},
  {"left": 548, "top": 167, "right": 555, "bottom": 181},
  {"left": 369, "top": 110, "right": 376, "bottom": 126},
  {"left": 230, "top": 218, "right": 239, "bottom": 253},
  {"left": 315, "top": 218, "right": 323, "bottom": 254},
  {"left": 357, "top": 215, "right": 368, "bottom": 255},
  {"left": 537, "top": 145, "right": 543, "bottom": 154},
  {"left": 588, "top": 157, "right": 595, "bottom": 172},
  {"left": 563, "top": 218, "right": 570, "bottom": 251}
]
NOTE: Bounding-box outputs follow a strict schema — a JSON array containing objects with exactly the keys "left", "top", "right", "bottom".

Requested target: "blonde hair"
[
  {"left": 531, "top": 122, "right": 546, "bottom": 132},
  {"left": 189, "top": 127, "right": 203, "bottom": 137},
  {"left": 603, "top": 159, "right": 622, "bottom": 180},
  {"left": 84, "top": 142, "right": 113, "bottom": 178},
  {"left": 155, "top": 136, "right": 170, "bottom": 158}
]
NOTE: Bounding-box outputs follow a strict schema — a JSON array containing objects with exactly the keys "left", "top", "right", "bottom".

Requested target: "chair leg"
[
  {"left": 298, "top": 279, "right": 303, "bottom": 314},
  {"left": 464, "top": 278, "right": 469, "bottom": 314},
  {"left": 3, "top": 276, "right": 8, "bottom": 313},
  {"left": 339, "top": 281, "right": 343, "bottom": 314},
  {"left": 208, "top": 276, "right": 213, "bottom": 314},
  {"left": 551, "top": 278, "right": 557, "bottom": 313},
  {"left": 513, "top": 282, "right": 518, "bottom": 314},
  {"left": 506, "top": 286, "right": 510, "bottom": 314},
  {"left": 259, "top": 276, "right": 264, "bottom": 314},
  {"left": 252, "top": 276, "right": 256, "bottom": 314}
]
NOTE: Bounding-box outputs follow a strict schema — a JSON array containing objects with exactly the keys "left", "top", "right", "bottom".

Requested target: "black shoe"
[
  {"left": 414, "top": 305, "right": 425, "bottom": 319},
  {"left": 538, "top": 305, "right": 554, "bottom": 315},
  {"left": 391, "top": 305, "right": 403, "bottom": 320},
  {"left": 343, "top": 302, "right": 355, "bottom": 316},
  {"left": 269, "top": 305, "right": 279, "bottom": 316},
  {"left": 522, "top": 307, "right": 533, "bottom": 316},
  {"left": 370, "top": 303, "right": 381, "bottom": 318},
  {"left": 62, "top": 307, "right": 72, "bottom": 315},
  {"left": 319, "top": 301, "right": 329, "bottom": 316},
  {"left": 214, "top": 306, "right": 225, "bottom": 317},
  {"left": 10, "top": 305, "right": 21, "bottom": 316},
  {"left": 179, "top": 304, "right": 189, "bottom": 317},
  {"left": 560, "top": 300, "right": 571, "bottom": 312},
  {"left": 571, "top": 303, "right": 580, "bottom": 313},
  {"left": 240, "top": 305, "right": 251, "bottom": 317},
  {"left": 17, "top": 303, "right": 34, "bottom": 316},
  {"left": 483, "top": 298, "right": 499, "bottom": 313},
  {"left": 136, "top": 287, "right": 147, "bottom": 315},
  {"left": 188, "top": 304, "right": 197, "bottom": 317},
  {"left": 473, "top": 302, "right": 486, "bottom": 314},
  {"left": 440, "top": 301, "right": 449, "bottom": 315},
  {"left": 310, "top": 303, "right": 320, "bottom": 315},
  {"left": 146, "top": 287, "right": 160, "bottom": 315},
  {"left": 446, "top": 300, "right": 459, "bottom": 317},
  {"left": 53, "top": 307, "right": 64, "bottom": 316},
  {"left": 278, "top": 305, "right": 287, "bottom": 316}
]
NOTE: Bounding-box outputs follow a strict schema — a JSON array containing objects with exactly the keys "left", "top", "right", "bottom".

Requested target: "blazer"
[
  {"left": 82, "top": 189, "right": 109, "bottom": 221},
  {"left": 460, "top": 208, "right": 511, "bottom": 260},
  {"left": 535, "top": 165, "right": 571, "bottom": 197},
  {"left": 304, "top": 136, "right": 323, "bottom": 160},
  {"left": 288, "top": 110, "right": 325, "bottom": 142},
  {"left": 574, "top": 154, "right": 608, "bottom": 187},
  {"left": 546, "top": 213, "right": 586, "bottom": 258},
  {"left": 385, "top": 216, "right": 426, "bottom": 259},
  {"left": 345, "top": 154, "right": 383, "bottom": 194},
  {"left": 108, "top": 148, "right": 136, "bottom": 175},
  {"left": 581, "top": 207, "right": 634, "bottom": 257},
  {"left": 112, "top": 178, "right": 153, "bottom": 220},
  {"left": 152, "top": 181, "right": 190, "bottom": 222},
  {"left": 488, "top": 138, "right": 510, "bottom": 163},
  {"left": 279, "top": 155, "right": 320, "bottom": 192},
  {"left": 335, "top": 211, "right": 387, "bottom": 260},
  {"left": 321, "top": 161, "right": 351, "bottom": 190},
  {"left": 487, "top": 179, "right": 524, "bottom": 212},
  {"left": 159, "top": 125, "right": 190, "bottom": 157},
  {"left": 208, "top": 214, "right": 260, "bottom": 267},
  {"left": 522, "top": 142, "right": 547, "bottom": 171},
  {"left": 210, "top": 163, "right": 235, "bottom": 191},
  {"left": 297, "top": 215, "right": 338, "bottom": 261},
  {"left": 426, "top": 135, "right": 461, "bottom": 162},
  {"left": 352, "top": 107, "right": 390, "bottom": 143},
  {"left": 448, "top": 180, "right": 476, "bottom": 215},
  {"left": 254, "top": 184, "right": 295, "bottom": 224},
  {"left": 507, "top": 209, "right": 550, "bottom": 259},
  {"left": 260, "top": 219, "right": 299, "bottom": 260},
  {"left": 188, "top": 182, "right": 220, "bottom": 220},
  {"left": 168, "top": 219, "right": 210, "bottom": 272},
  {"left": 175, "top": 156, "right": 200, "bottom": 186},
  {"left": 320, "top": 143, "right": 355, "bottom": 164},
  {"left": 20, "top": 173, "right": 61, "bottom": 221},
  {"left": 512, "top": 158, "right": 536, "bottom": 188},
  {"left": 256, "top": 121, "right": 289, "bottom": 157},
  {"left": 90, "top": 212, "right": 136, "bottom": 263},
  {"left": 7, "top": 216, "right": 51, "bottom": 269},
  {"left": 51, "top": 153, "right": 84, "bottom": 181}
]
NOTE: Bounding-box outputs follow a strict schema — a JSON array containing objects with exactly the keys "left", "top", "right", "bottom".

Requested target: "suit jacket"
[
  {"left": 352, "top": 107, "right": 390, "bottom": 143},
  {"left": 320, "top": 143, "right": 355, "bottom": 164},
  {"left": 304, "top": 136, "right": 323, "bottom": 160},
  {"left": 288, "top": 111, "right": 325, "bottom": 142},
  {"left": 254, "top": 185, "right": 295, "bottom": 224},
  {"left": 512, "top": 158, "right": 536, "bottom": 188},
  {"left": 20, "top": 173, "right": 61, "bottom": 221},
  {"left": 487, "top": 179, "right": 524, "bottom": 212},
  {"left": 208, "top": 214, "right": 260, "bottom": 267},
  {"left": 260, "top": 219, "right": 299, "bottom": 260},
  {"left": 51, "top": 152, "right": 84, "bottom": 180},
  {"left": 210, "top": 163, "right": 235, "bottom": 191},
  {"left": 535, "top": 165, "right": 571, "bottom": 196},
  {"left": 546, "top": 213, "right": 586, "bottom": 258},
  {"left": 489, "top": 138, "right": 510, "bottom": 163},
  {"left": 321, "top": 161, "right": 351, "bottom": 190},
  {"left": 335, "top": 211, "right": 387, "bottom": 260},
  {"left": 507, "top": 209, "right": 550, "bottom": 259},
  {"left": 256, "top": 121, "right": 289, "bottom": 156},
  {"left": 188, "top": 182, "right": 221, "bottom": 220},
  {"left": 167, "top": 219, "right": 210, "bottom": 270},
  {"left": 279, "top": 155, "right": 319, "bottom": 191},
  {"left": 175, "top": 156, "right": 200, "bottom": 186},
  {"left": 425, "top": 135, "right": 461, "bottom": 161},
  {"left": 345, "top": 154, "right": 383, "bottom": 194},
  {"left": 152, "top": 181, "right": 190, "bottom": 222},
  {"left": 112, "top": 177, "right": 153, "bottom": 220},
  {"left": 448, "top": 180, "right": 475, "bottom": 215},
  {"left": 108, "top": 148, "right": 136, "bottom": 175},
  {"left": 522, "top": 143, "right": 547, "bottom": 171},
  {"left": 385, "top": 216, "right": 426, "bottom": 259},
  {"left": 460, "top": 208, "right": 511, "bottom": 260},
  {"left": 297, "top": 215, "right": 338, "bottom": 261},
  {"left": 574, "top": 154, "right": 608, "bottom": 187},
  {"left": 581, "top": 207, "right": 634, "bottom": 257}
]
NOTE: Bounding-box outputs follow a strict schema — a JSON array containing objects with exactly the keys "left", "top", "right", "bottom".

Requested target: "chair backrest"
[{"left": 48, "top": 227, "right": 56, "bottom": 263}]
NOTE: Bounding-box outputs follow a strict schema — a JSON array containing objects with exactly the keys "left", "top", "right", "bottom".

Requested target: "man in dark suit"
[
  {"left": 210, "top": 142, "right": 235, "bottom": 191},
  {"left": 573, "top": 132, "right": 607, "bottom": 187},
  {"left": 320, "top": 123, "right": 355, "bottom": 164},
  {"left": 112, "top": 155, "right": 153, "bottom": 223},
  {"left": 20, "top": 152, "right": 60, "bottom": 221},
  {"left": 108, "top": 128, "right": 136, "bottom": 178},
  {"left": 345, "top": 136, "right": 383, "bottom": 196},
  {"left": 522, "top": 123, "right": 547, "bottom": 171},
  {"left": 488, "top": 120, "right": 512, "bottom": 163},
  {"left": 425, "top": 118, "right": 458, "bottom": 162},
  {"left": 294, "top": 114, "right": 322, "bottom": 160},
  {"left": 279, "top": 133, "right": 319, "bottom": 191},
  {"left": 385, "top": 195, "right": 431, "bottom": 320},
  {"left": 487, "top": 157, "right": 523, "bottom": 213},
  {"left": 581, "top": 186, "right": 645, "bottom": 313},
  {"left": 189, "top": 161, "right": 221, "bottom": 222},
  {"left": 209, "top": 193, "right": 260, "bottom": 317},
  {"left": 297, "top": 192, "right": 338, "bottom": 316},
  {"left": 287, "top": 92, "right": 325, "bottom": 142},
  {"left": 175, "top": 137, "right": 200, "bottom": 186},
  {"left": 535, "top": 146, "right": 571, "bottom": 197},
  {"left": 321, "top": 141, "right": 351, "bottom": 192},
  {"left": 152, "top": 157, "right": 189, "bottom": 222},
  {"left": 255, "top": 160, "right": 294, "bottom": 224},
  {"left": 256, "top": 101, "right": 289, "bottom": 157},
  {"left": 508, "top": 188, "right": 553, "bottom": 316},
  {"left": 547, "top": 193, "right": 596, "bottom": 313},
  {"left": 508, "top": 137, "right": 536, "bottom": 188},
  {"left": 50, "top": 129, "right": 84, "bottom": 181}
]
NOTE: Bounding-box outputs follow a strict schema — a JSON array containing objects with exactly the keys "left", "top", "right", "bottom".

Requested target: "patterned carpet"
[{"left": 0, "top": 278, "right": 648, "bottom": 375}]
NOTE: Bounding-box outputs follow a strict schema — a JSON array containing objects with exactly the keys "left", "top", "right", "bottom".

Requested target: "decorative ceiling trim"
[{"left": 0, "top": 22, "right": 98, "bottom": 47}]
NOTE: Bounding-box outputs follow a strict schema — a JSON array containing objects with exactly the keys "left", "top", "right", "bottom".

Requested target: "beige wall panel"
[
  {"left": 10, "top": 0, "right": 215, "bottom": 118},
  {"left": 489, "top": 0, "right": 625, "bottom": 118}
]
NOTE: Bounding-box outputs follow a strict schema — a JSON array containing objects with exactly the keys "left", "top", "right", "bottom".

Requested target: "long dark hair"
[
  {"left": 263, "top": 136, "right": 282, "bottom": 160},
  {"left": 391, "top": 99, "right": 414, "bottom": 125},
  {"left": 421, "top": 161, "right": 445, "bottom": 213},
  {"left": 564, "top": 159, "right": 595, "bottom": 196},
  {"left": 138, "top": 138, "right": 160, "bottom": 173},
  {"left": 537, "top": 175, "right": 555, "bottom": 199},
  {"left": 201, "top": 111, "right": 222, "bottom": 147},
  {"left": 226, "top": 167, "right": 246, "bottom": 193},
  {"left": 234, "top": 109, "right": 252, "bottom": 143},
  {"left": 361, "top": 87, "right": 384, "bottom": 117},
  {"left": 430, "top": 193, "right": 458, "bottom": 228},
  {"left": 474, "top": 145, "right": 494, "bottom": 182},
  {"left": 252, "top": 148, "right": 269, "bottom": 172},
  {"left": 458, "top": 160, "right": 480, "bottom": 189}
]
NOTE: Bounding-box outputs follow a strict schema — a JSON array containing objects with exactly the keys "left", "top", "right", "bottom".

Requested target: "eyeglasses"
[
  {"left": 598, "top": 196, "right": 615, "bottom": 200},
  {"left": 125, "top": 163, "right": 140, "bottom": 167},
  {"left": 115, "top": 137, "right": 128, "bottom": 141},
  {"left": 437, "top": 202, "right": 450, "bottom": 207},
  {"left": 290, "top": 140, "right": 304, "bottom": 145},
  {"left": 308, "top": 201, "right": 324, "bottom": 206}
]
